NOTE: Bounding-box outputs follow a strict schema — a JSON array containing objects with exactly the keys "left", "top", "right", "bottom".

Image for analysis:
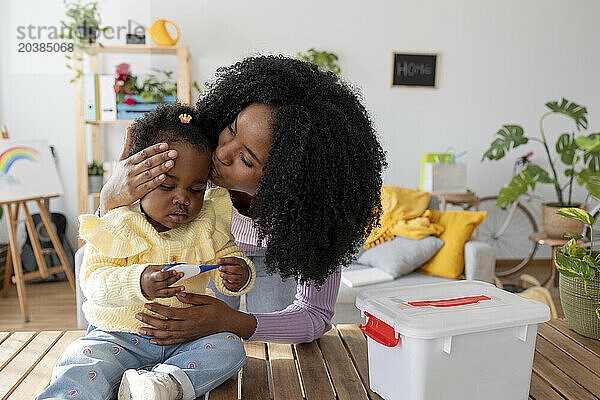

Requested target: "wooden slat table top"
[{"left": 0, "top": 320, "right": 597, "bottom": 399}]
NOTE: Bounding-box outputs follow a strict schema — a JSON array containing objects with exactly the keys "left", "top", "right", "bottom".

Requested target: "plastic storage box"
[{"left": 356, "top": 281, "right": 550, "bottom": 400}]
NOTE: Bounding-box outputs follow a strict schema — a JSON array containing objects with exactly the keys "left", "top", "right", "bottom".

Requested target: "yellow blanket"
[{"left": 365, "top": 186, "right": 444, "bottom": 249}]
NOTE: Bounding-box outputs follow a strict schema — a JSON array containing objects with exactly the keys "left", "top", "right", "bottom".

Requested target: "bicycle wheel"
[{"left": 478, "top": 196, "right": 538, "bottom": 276}]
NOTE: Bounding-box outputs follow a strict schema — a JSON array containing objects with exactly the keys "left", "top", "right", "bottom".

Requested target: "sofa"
[{"left": 333, "top": 196, "right": 496, "bottom": 324}]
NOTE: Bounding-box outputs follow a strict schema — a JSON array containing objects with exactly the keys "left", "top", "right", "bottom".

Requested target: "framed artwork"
[
  {"left": 0, "top": 140, "right": 64, "bottom": 203},
  {"left": 391, "top": 52, "right": 439, "bottom": 88}
]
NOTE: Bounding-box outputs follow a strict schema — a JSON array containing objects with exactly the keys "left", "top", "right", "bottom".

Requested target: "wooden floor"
[
  {"left": 0, "top": 279, "right": 77, "bottom": 331},
  {"left": 0, "top": 260, "right": 563, "bottom": 331},
  {"left": 1, "top": 321, "right": 598, "bottom": 400}
]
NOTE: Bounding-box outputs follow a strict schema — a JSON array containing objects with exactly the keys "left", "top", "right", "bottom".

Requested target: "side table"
[
  {"left": 432, "top": 190, "right": 480, "bottom": 212},
  {"left": 528, "top": 232, "right": 588, "bottom": 288}
]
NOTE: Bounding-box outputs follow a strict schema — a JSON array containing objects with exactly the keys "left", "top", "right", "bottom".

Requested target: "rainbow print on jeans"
[{"left": 0, "top": 146, "right": 40, "bottom": 174}]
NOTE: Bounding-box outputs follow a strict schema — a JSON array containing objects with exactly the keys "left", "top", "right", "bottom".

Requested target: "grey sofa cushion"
[
  {"left": 337, "top": 263, "right": 454, "bottom": 304},
  {"left": 357, "top": 236, "right": 444, "bottom": 278}
]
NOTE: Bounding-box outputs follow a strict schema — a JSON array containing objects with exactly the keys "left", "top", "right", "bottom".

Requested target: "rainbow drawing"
[{"left": 0, "top": 146, "right": 41, "bottom": 175}]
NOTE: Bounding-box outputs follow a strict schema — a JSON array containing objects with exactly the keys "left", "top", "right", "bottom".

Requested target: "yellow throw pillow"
[{"left": 418, "top": 209, "right": 487, "bottom": 279}]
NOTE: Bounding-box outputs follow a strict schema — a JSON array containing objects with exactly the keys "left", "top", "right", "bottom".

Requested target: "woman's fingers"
[
  {"left": 175, "top": 292, "right": 219, "bottom": 306},
  {"left": 143, "top": 302, "right": 185, "bottom": 319},
  {"left": 127, "top": 143, "right": 173, "bottom": 167},
  {"left": 136, "top": 308, "right": 183, "bottom": 326},
  {"left": 132, "top": 160, "right": 172, "bottom": 186}
]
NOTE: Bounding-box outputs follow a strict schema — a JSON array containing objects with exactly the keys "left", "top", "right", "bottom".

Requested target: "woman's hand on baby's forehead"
[{"left": 99, "top": 126, "right": 178, "bottom": 215}]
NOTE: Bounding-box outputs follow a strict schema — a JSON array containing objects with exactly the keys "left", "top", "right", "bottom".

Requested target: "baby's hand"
[
  {"left": 140, "top": 265, "right": 185, "bottom": 298},
  {"left": 216, "top": 257, "right": 250, "bottom": 292}
]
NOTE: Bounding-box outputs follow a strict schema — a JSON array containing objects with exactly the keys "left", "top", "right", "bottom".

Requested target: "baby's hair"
[{"left": 128, "top": 103, "right": 215, "bottom": 157}]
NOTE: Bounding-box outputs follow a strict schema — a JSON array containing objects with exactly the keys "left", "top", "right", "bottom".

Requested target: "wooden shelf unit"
[{"left": 73, "top": 45, "right": 192, "bottom": 219}]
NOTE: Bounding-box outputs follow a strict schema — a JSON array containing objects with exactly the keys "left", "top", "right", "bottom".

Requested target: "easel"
[{"left": 0, "top": 125, "right": 76, "bottom": 322}]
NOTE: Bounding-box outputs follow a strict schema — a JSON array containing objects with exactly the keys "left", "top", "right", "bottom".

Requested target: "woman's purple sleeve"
[{"left": 247, "top": 268, "right": 341, "bottom": 344}]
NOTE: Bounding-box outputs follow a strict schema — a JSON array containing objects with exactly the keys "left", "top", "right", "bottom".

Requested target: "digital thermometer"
[{"left": 161, "top": 263, "right": 225, "bottom": 283}]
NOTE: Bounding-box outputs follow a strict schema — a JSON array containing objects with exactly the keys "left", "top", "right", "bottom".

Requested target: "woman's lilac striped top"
[{"left": 231, "top": 205, "right": 341, "bottom": 344}]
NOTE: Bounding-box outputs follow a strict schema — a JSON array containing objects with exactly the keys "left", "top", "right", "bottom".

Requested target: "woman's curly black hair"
[
  {"left": 197, "top": 55, "right": 387, "bottom": 286},
  {"left": 128, "top": 103, "right": 215, "bottom": 157}
]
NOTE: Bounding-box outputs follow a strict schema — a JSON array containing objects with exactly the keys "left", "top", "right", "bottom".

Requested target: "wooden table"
[{"left": 0, "top": 321, "right": 598, "bottom": 399}]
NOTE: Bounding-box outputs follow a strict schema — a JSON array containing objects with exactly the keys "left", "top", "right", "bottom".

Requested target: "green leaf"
[
  {"left": 576, "top": 134, "right": 600, "bottom": 153},
  {"left": 583, "top": 254, "right": 599, "bottom": 267},
  {"left": 555, "top": 252, "right": 596, "bottom": 280},
  {"left": 555, "top": 207, "right": 594, "bottom": 225},
  {"left": 545, "top": 98, "right": 588, "bottom": 130},
  {"left": 563, "top": 233, "right": 583, "bottom": 240},
  {"left": 576, "top": 169, "right": 600, "bottom": 201},
  {"left": 559, "top": 238, "right": 587, "bottom": 257},
  {"left": 496, "top": 164, "right": 554, "bottom": 207},
  {"left": 482, "top": 125, "right": 528, "bottom": 161},
  {"left": 523, "top": 164, "right": 554, "bottom": 184},
  {"left": 577, "top": 133, "right": 600, "bottom": 172},
  {"left": 556, "top": 133, "right": 578, "bottom": 165}
]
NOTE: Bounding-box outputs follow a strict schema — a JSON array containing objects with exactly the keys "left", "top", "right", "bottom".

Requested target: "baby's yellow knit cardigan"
[{"left": 78, "top": 187, "right": 255, "bottom": 334}]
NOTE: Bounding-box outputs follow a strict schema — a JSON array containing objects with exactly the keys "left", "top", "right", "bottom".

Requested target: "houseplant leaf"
[
  {"left": 555, "top": 252, "right": 596, "bottom": 280},
  {"left": 496, "top": 164, "right": 553, "bottom": 207},
  {"left": 576, "top": 133, "right": 600, "bottom": 153},
  {"left": 481, "top": 125, "right": 528, "bottom": 161},
  {"left": 546, "top": 98, "right": 589, "bottom": 131},
  {"left": 576, "top": 169, "right": 600, "bottom": 201},
  {"left": 556, "top": 133, "right": 578, "bottom": 165},
  {"left": 577, "top": 133, "right": 600, "bottom": 172},
  {"left": 563, "top": 233, "right": 583, "bottom": 240},
  {"left": 555, "top": 207, "right": 594, "bottom": 226}
]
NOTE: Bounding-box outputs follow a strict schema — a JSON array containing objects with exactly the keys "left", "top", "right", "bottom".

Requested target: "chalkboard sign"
[{"left": 392, "top": 53, "right": 438, "bottom": 88}]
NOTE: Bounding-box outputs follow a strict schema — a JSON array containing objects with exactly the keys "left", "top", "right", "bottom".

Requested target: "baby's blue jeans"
[{"left": 36, "top": 325, "right": 245, "bottom": 400}]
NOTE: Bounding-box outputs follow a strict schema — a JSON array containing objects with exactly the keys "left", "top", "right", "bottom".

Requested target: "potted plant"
[
  {"left": 482, "top": 99, "right": 600, "bottom": 238},
  {"left": 297, "top": 48, "right": 341, "bottom": 76},
  {"left": 553, "top": 207, "right": 600, "bottom": 339},
  {"left": 59, "top": 0, "right": 109, "bottom": 81},
  {"left": 87, "top": 160, "right": 104, "bottom": 193}
]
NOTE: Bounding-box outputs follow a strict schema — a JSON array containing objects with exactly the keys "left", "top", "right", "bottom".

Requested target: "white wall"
[{"left": 1, "top": 0, "right": 599, "bottom": 250}]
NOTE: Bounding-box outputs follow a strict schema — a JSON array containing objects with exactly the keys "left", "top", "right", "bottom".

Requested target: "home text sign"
[{"left": 392, "top": 53, "right": 438, "bottom": 88}]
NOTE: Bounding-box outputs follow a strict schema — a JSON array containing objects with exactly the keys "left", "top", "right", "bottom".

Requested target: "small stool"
[
  {"left": 432, "top": 190, "right": 480, "bottom": 212},
  {"left": 528, "top": 232, "right": 588, "bottom": 289}
]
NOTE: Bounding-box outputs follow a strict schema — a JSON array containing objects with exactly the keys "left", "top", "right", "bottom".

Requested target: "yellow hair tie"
[{"left": 179, "top": 113, "right": 192, "bottom": 123}]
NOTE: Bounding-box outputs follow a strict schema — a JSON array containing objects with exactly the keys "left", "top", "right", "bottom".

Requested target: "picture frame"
[{"left": 391, "top": 52, "right": 439, "bottom": 88}]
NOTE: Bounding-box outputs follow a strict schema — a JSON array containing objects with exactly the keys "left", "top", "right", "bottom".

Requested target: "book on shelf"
[
  {"left": 83, "top": 74, "right": 99, "bottom": 121},
  {"left": 98, "top": 75, "right": 117, "bottom": 121}
]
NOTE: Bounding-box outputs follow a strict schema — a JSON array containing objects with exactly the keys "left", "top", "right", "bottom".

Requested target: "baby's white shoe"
[{"left": 118, "top": 369, "right": 183, "bottom": 400}]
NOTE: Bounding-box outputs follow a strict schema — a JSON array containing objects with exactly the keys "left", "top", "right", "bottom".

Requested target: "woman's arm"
[
  {"left": 247, "top": 268, "right": 340, "bottom": 343},
  {"left": 99, "top": 127, "right": 177, "bottom": 216},
  {"left": 134, "top": 268, "right": 341, "bottom": 344}
]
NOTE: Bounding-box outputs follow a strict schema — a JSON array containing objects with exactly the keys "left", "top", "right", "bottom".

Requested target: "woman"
[{"left": 99, "top": 55, "right": 386, "bottom": 344}]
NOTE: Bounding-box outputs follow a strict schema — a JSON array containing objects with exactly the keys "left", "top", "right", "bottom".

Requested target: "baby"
[{"left": 37, "top": 104, "right": 255, "bottom": 400}]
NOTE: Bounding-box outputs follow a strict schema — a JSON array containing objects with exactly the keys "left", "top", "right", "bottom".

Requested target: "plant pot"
[
  {"left": 88, "top": 175, "right": 103, "bottom": 194},
  {"left": 541, "top": 202, "right": 587, "bottom": 238},
  {"left": 559, "top": 273, "right": 600, "bottom": 339}
]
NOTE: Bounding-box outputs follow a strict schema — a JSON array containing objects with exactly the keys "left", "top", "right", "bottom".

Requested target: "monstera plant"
[{"left": 482, "top": 99, "right": 600, "bottom": 237}]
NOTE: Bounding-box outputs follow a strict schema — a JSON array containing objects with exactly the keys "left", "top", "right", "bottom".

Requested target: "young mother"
[{"left": 99, "top": 55, "right": 386, "bottom": 344}]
